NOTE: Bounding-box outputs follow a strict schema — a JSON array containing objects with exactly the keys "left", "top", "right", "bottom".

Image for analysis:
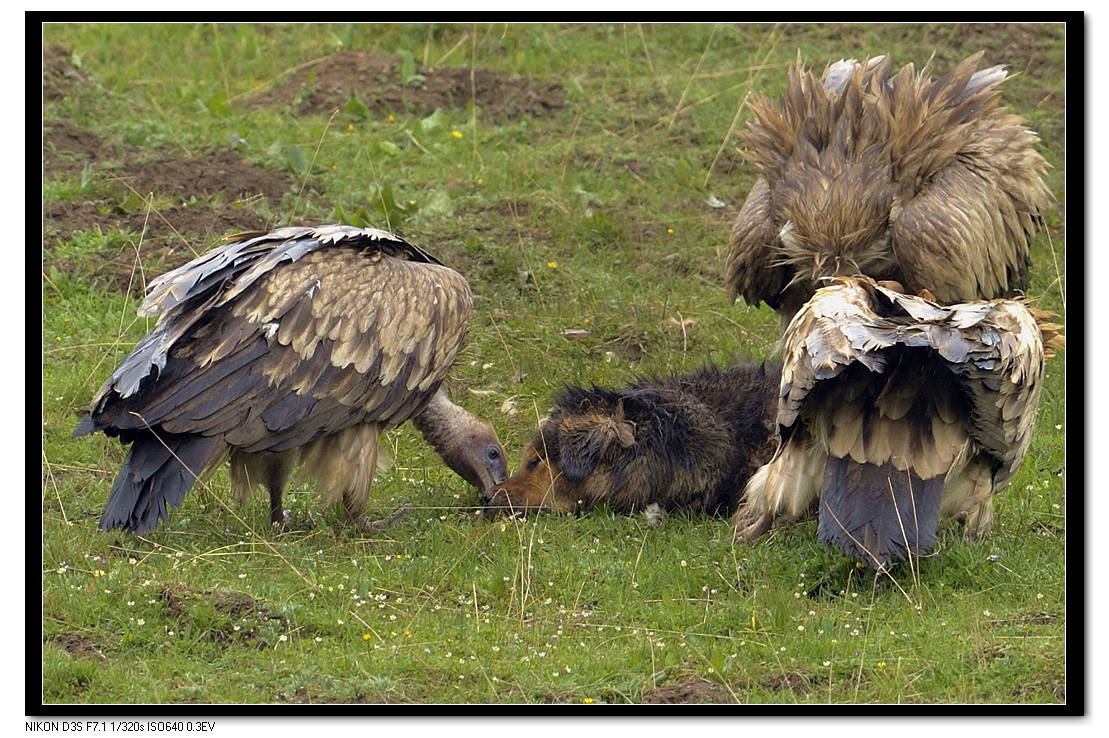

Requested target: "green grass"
[{"left": 40, "top": 22, "right": 1067, "bottom": 706}]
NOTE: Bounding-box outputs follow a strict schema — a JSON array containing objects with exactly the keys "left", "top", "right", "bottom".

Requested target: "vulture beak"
[{"left": 479, "top": 486, "right": 538, "bottom": 520}]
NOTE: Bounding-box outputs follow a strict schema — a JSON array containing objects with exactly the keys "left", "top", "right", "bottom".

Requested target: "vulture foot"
[
  {"left": 731, "top": 509, "right": 774, "bottom": 544},
  {"left": 273, "top": 510, "right": 317, "bottom": 533},
  {"left": 354, "top": 503, "right": 415, "bottom": 533}
]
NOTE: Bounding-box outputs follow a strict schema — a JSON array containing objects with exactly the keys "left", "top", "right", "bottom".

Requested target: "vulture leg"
[
  {"left": 268, "top": 483, "right": 287, "bottom": 527},
  {"left": 229, "top": 449, "right": 299, "bottom": 527},
  {"left": 732, "top": 431, "right": 826, "bottom": 544},
  {"left": 267, "top": 453, "right": 298, "bottom": 526},
  {"left": 298, "top": 422, "right": 384, "bottom": 520},
  {"left": 940, "top": 454, "right": 998, "bottom": 541}
]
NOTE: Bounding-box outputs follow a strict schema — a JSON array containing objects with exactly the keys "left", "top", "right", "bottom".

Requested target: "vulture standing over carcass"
[
  {"left": 731, "top": 276, "right": 1064, "bottom": 569},
  {"left": 74, "top": 224, "right": 508, "bottom": 535},
  {"left": 723, "top": 52, "right": 1055, "bottom": 328}
]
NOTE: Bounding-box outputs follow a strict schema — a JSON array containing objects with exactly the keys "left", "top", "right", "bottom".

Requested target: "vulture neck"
[
  {"left": 413, "top": 386, "right": 462, "bottom": 433},
  {"left": 412, "top": 388, "right": 484, "bottom": 478}
]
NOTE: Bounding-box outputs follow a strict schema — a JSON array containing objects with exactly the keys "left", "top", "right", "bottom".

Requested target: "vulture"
[
  {"left": 724, "top": 52, "right": 1054, "bottom": 328},
  {"left": 74, "top": 224, "right": 508, "bottom": 535},
  {"left": 731, "top": 276, "right": 1064, "bottom": 569}
]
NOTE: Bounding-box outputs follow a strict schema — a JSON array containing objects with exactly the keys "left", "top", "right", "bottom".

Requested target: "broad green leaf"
[{"left": 285, "top": 145, "right": 310, "bottom": 176}]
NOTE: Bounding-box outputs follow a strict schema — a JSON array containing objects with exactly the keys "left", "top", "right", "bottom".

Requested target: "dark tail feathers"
[
  {"left": 817, "top": 456, "right": 944, "bottom": 569},
  {"left": 99, "top": 431, "right": 224, "bottom": 535}
]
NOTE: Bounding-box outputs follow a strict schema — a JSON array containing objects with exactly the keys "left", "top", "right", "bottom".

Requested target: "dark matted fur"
[{"left": 482, "top": 361, "right": 781, "bottom": 517}]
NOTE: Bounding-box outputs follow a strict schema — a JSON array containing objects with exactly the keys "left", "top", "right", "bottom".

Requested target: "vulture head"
[
  {"left": 412, "top": 388, "right": 508, "bottom": 493},
  {"left": 724, "top": 52, "right": 1054, "bottom": 329},
  {"left": 74, "top": 224, "right": 506, "bottom": 534}
]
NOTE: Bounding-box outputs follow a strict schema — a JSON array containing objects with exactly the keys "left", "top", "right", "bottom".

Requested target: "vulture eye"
[
  {"left": 485, "top": 446, "right": 501, "bottom": 463},
  {"left": 526, "top": 456, "right": 541, "bottom": 471}
]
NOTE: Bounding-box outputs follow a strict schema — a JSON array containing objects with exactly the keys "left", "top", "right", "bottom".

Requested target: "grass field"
[{"left": 40, "top": 22, "right": 1067, "bottom": 706}]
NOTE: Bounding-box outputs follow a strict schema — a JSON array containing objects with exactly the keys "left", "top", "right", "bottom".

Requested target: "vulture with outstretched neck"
[
  {"left": 75, "top": 225, "right": 508, "bottom": 534},
  {"left": 731, "top": 276, "right": 1064, "bottom": 569},
  {"left": 724, "top": 52, "right": 1054, "bottom": 328}
]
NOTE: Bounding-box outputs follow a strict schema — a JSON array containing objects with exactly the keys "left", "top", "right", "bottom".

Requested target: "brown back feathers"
[{"left": 724, "top": 52, "right": 1054, "bottom": 327}]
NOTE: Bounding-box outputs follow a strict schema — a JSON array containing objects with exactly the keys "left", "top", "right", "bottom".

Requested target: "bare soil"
[
  {"left": 241, "top": 50, "right": 565, "bottom": 122},
  {"left": 640, "top": 676, "right": 734, "bottom": 703},
  {"left": 42, "top": 47, "right": 296, "bottom": 291},
  {"left": 42, "top": 44, "right": 91, "bottom": 103},
  {"left": 120, "top": 149, "right": 295, "bottom": 205},
  {"left": 44, "top": 633, "right": 107, "bottom": 662},
  {"left": 42, "top": 118, "right": 114, "bottom": 177},
  {"left": 42, "top": 114, "right": 294, "bottom": 246},
  {"left": 42, "top": 45, "right": 565, "bottom": 295}
]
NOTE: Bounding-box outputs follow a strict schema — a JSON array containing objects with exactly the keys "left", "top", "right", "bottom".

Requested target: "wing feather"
[
  {"left": 723, "top": 178, "right": 786, "bottom": 307},
  {"left": 79, "top": 226, "right": 473, "bottom": 452},
  {"left": 724, "top": 52, "right": 1053, "bottom": 325}
]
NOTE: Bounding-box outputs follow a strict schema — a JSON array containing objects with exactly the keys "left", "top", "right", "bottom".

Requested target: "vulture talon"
[
  {"left": 731, "top": 510, "right": 772, "bottom": 545},
  {"left": 354, "top": 503, "right": 414, "bottom": 533},
  {"left": 273, "top": 512, "right": 315, "bottom": 533}
]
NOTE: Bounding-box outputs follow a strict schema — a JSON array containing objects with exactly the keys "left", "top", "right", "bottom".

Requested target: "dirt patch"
[
  {"left": 160, "top": 583, "right": 188, "bottom": 618},
  {"left": 43, "top": 202, "right": 270, "bottom": 296},
  {"left": 763, "top": 672, "right": 812, "bottom": 695},
  {"left": 42, "top": 45, "right": 91, "bottom": 104},
  {"left": 43, "top": 61, "right": 296, "bottom": 269},
  {"left": 212, "top": 590, "right": 256, "bottom": 617},
  {"left": 42, "top": 46, "right": 563, "bottom": 300},
  {"left": 44, "top": 633, "right": 107, "bottom": 661},
  {"left": 641, "top": 677, "right": 734, "bottom": 704},
  {"left": 43, "top": 200, "right": 270, "bottom": 245},
  {"left": 118, "top": 149, "right": 294, "bottom": 206},
  {"left": 243, "top": 51, "right": 565, "bottom": 122},
  {"left": 42, "top": 123, "right": 292, "bottom": 237},
  {"left": 43, "top": 118, "right": 290, "bottom": 292},
  {"left": 42, "top": 119, "right": 116, "bottom": 177}
]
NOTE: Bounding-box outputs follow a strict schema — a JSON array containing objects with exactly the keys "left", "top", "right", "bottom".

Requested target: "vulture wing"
[
  {"left": 734, "top": 276, "right": 1057, "bottom": 568},
  {"left": 887, "top": 53, "right": 1053, "bottom": 303},
  {"left": 724, "top": 52, "right": 1053, "bottom": 326},
  {"left": 76, "top": 225, "right": 475, "bottom": 534}
]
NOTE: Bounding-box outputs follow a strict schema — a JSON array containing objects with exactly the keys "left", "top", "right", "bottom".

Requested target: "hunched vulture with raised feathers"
[
  {"left": 74, "top": 224, "right": 508, "bottom": 535},
  {"left": 731, "top": 276, "right": 1063, "bottom": 569},
  {"left": 723, "top": 52, "right": 1054, "bottom": 328}
]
